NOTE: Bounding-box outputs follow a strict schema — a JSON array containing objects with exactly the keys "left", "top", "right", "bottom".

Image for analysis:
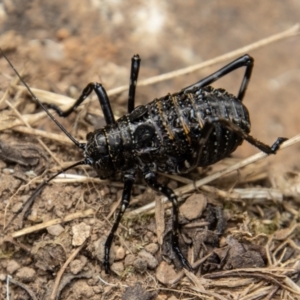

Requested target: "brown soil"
[{"left": 0, "top": 1, "right": 300, "bottom": 299}]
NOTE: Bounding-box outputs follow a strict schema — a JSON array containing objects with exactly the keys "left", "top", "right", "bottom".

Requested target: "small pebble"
[
  {"left": 179, "top": 194, "right": 207, "bottom": 220},
  {"left": 72, "top": 222, "right": 91, "bottom": 246},
  {"left": 145, "top": 243, "right": 159, "bottom": 255},
  {"left": 133, "top": 257, "right": 147, "bottom": 274},
  {"left": 16, "top": 267, "right": 36, "bottom": 282},
  {"left": 47, "top": 224, "right": 64, "bottom": 236},
  {"left": 156, "top": 262, "right": 179, "bottom": 285},
  {"left": 6, "top": 260, "right": 20, "bottom": 274},
  {"left": 0, "top": 274, "right": 6, "bottom": 281},
  {"left": 114, "top": 246, "right": 125, "bottom": 260},
  {"left": 145, "top": 231, "right": 154, "bottom": 241},
  {"left": 27, "top": 209, "right": 38, "bottom": 222},
  {"left": 69, "top": 256, "right": 87, "bottom": 275},
  {"left": 2, "top": 168, "right": 13, "bottom": 175},
  {"left": 46, "top": 199, "right": 54, "bottom": 211},
  {"left": 70, "top": 259, "right": 83, "bottom": 275},
  {"left": 124, "top": 254, "right": 136, "bottom": 267},
  {"left": 111, "top": 261, "right": 124, "bottom": 274},
  {"left": 138, "top": 250, "right": 158, "bottom": 269}
]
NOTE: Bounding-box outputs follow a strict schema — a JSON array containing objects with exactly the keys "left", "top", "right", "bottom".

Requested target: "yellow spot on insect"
[
  {"left": 156, "top": 98, "right": 174, "bottom": 140},
  {"left": 182, "top": 122, "right": 191, "bottom": 143}
]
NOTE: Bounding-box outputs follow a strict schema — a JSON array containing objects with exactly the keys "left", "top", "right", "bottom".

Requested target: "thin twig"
[
  {"left": 98, "top": 275, "right": 128, "bottom": 288},
  {"left": 6, "top": 275, "right": 10, "bottom": 300},
  {"left": 6, "top": 275, "right": 38, "bottom": 300},
  {"left": 50, "top": 240, "right": 88, "bottom": 300},
  {"left": 12, "top": 125, "right": 73, "bottom": 145},
  {"left": 10, "top": 209, "right": 95, "bottom": 238},
  {"left": 5, "top": 99, "right": 61, "bottom": 165}
]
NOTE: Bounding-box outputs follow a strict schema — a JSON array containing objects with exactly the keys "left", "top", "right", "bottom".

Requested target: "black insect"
[{"left": 2, "top": 50, "right": 287, "bottom": 273}]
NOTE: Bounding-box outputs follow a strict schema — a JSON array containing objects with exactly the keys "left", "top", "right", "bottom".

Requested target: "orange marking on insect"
[
  {"left": 155, "top": 99, "right": 174, "bottom": 140},
  {"left": 187, "top": 93, "right": 204, "bottom": 128},
  {"left": 171, "top": 95, "right": 191, "bottom": 144}
]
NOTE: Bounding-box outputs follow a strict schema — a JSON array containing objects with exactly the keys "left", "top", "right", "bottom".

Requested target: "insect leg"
[
  {"left": 143, "top": 171, "right": 193, "bottom": 271},
  {"left": 48, "top": 83, "right": 116, "bottom": 125},
  {"left": 128, "top": 55, "right": 141, "bottom": 113},
  {"left": 183, "top": 54, "right": 254, "bottom": 101},
  {"left": 207, "top": 117, "right": 287, "bottom": 154},
  {"left": 104, "top": 173, "right": 135, "bottom": 273},
  {"left": 178, "top": 122, "right": 214, "bottom": 173}
]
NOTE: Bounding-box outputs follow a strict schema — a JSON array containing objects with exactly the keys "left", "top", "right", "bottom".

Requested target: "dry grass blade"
[
  {"left": 12, "top": 125, "right": 73, "bottom": 145},
  {"left": 50, "top": 240, "right": 88, "bottom": 300},
  {"left": 13, "top": 86, "right": 77, "bottom": 112},
  {"left": 10, "top": 209, "right": 95, "bottom": 238},
  {"left": 6, "top": 276, "right": 38, "bottom": 300},
  {"left": 5, "top": 99, "right": 62, "bottom": 165},
  {"left": 204, "top": 268, "right": 300, "bottom": 296},
  {"left": 233, "top": 187, "right": 283, "bottom": 201},
  {"left": 127, "top": 134, "right": 300, "bottom": 216},
  {"left": 162, "top": 173, "right": 282, "bottom": 201},
  {"left": 0, "top": 110, "right": 47, "bottom": 131}
]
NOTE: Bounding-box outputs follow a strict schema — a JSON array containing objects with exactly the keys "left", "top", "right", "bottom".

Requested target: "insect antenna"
[
  {"left": 5, "top": 159, "right": 89, "bottom": 230},
  {"left": 0, "top": 49, "right": 85, "bottom": 150},
  {"left": 1, "top": 49, "right": 94, "bottom": 228}
]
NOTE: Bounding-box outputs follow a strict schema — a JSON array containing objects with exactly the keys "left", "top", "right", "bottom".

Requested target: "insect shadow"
[{"left": 1, "top": 49, "right": 287, "bottom": 273}]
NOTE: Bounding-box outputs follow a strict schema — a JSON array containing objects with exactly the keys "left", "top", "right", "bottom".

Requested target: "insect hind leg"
[
  {"left": 178, "top": 121, "right": 214, "bottom": 173},
  {"left": 207, "top": 117, "right": 287, "bottom": 154},
  {"left": 183, "top": 54, "right": 254, "bottom": 102},
  {"left": 48, "top": 82, "right": 116, "bottom": 125},
  {"left": 143, "top": 171, "right": 193, "bottom": 271}
]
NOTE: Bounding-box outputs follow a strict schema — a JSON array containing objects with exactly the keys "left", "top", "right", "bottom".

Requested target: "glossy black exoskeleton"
[{"left": 2, "top": 50, "right": 287, "bottom": 273}]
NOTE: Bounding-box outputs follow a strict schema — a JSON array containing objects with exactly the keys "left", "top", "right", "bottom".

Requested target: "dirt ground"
[{"left": 0, "top": 1, "right": 300, "bottom": 299}]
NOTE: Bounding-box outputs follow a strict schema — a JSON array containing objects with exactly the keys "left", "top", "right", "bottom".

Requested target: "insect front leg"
[
  {"left": 103, "top": 172, "right": 135, "bottom": 273},
  {"left": 183, "top": 54, "right": 254, "bottom": 102},
  {"left": 48, "top": 82, "right": 116, "bottom": 125},
  {"left": 207, "top": 117, "right": 287, "bottom": 154},
  {"left": 128, "top": 54, "right": 141, "bottom": 113},
  {"left": 143, "top": 171, "right": 193, "bottom": 271}
]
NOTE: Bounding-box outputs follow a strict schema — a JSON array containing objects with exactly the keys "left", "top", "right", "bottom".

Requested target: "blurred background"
[{"left": 0, "top": 0, "right": 299, "bottom": 169}]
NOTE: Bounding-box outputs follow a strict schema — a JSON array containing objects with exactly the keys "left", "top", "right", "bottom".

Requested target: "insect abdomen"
[
  {"left": 144, "top": 86, "right": 251, "bottom": 172},
  {"left": 189, "top": 86, "right": 251, "bottom": 166}
]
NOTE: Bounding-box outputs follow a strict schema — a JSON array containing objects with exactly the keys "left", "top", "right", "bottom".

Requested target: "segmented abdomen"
[{"left": 143, "top": 86, "right": 251, "bottom": 171}]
